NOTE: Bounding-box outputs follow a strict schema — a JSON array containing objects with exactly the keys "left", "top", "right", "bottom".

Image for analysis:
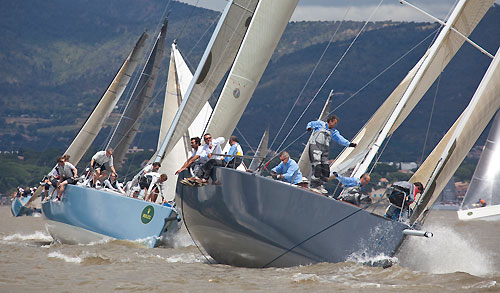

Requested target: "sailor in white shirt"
[
  {"left": 143, "top": 172, "right": 168, "bottom": 203},
  {"left": 175, "top": 137, "right": 204, "bottom": 176},
  {"left": 90, "top": 148, "right": 117, "bottom": 187},
  {"left": 201, "top": 133, "right": 225, "bottom": 161},
  {"left": 55, "top": 157, "right": 78, "bottom": 200}
]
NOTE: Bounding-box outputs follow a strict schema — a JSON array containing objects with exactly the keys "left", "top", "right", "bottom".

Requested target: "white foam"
[
  {"left": 2, "top": 231, "right": 52, "bottom": 242},
  {"left": 47, "top": 251, "right": 82, "bottom": 264},
  {"left": 165, "top": 253, "right": 204, "bottom": 263},
  {"left": 291, "top": 273, "right": 320, "bottom": 283},
  {"left": 399, "top": 224, "right": 494, "bottom": 276}
]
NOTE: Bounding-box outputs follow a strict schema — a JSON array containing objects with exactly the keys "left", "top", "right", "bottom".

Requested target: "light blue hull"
[
  {"left": 42, "top": 185, "right": 179, "bottom": 248},
  {"left": 11, "top": 196, "right": 39, "bottom": 217}
]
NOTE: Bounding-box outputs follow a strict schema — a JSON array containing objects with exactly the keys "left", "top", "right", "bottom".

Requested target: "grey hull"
[{"left": 176, "top": 168, "right": 409, "bottom": 268}]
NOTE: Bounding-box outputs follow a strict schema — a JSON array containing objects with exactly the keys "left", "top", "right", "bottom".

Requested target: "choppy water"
[{"left": 1, "top": 206, "right": 499, "bottom": 292}]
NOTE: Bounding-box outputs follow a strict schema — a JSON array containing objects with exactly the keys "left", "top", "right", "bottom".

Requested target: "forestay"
[
  {"left": 410, "top": 46, "right": 500, "bottom": 224},
  {"left": 330, "top": 0, "right": 494, "bottom": 177},
  {"left": 205, "top": 0, "right": 299, "bottom": 144},
  {"left": 64, "top": 33, "right": 148, "bottom": 165},
  {"left": 108, "top": 18, "right": 168, "bottom": 167},
  {"left": 155, "top": 0, "right": 259, "bottom": 162},
  {"left": 248, "top": 126, "right": 269, "bottom": 172}
]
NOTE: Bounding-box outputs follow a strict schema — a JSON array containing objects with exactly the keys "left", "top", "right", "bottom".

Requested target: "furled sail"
[
  {"left": 460, "top": 112, "right": 500, "bottom": 210},
  {"left": 298, "top": 89, "right": 333, "bottom": 177},
  {"left": 108, "top": 18, "right": 168, "bottom": 168},
  {"left": 248, "top": 126, "right": 269, "bottom": 172},
  {"left": 64, "top": 33, "right": 148, "bottom": 165},
  {"left": 410, "top": 46, "right": 500, "bottom": 224},
  {"left": 330, "top": 0, "right": 494, "bottom": 178},
  {"left": 154, "top": 0, "right": 260, "bottom": 162},
  {"left": 204, "top": 0, "right": 299, "bottom": 144}
]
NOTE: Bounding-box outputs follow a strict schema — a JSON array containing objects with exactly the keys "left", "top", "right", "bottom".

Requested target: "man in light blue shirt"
[
  {"left": 307, "top": 115, "right": 356, "bottom": 193},
  {"left": 332, "top": 172, "right": 371, "bottom": 206},
  {"left": 271, "top": 151, "right": 303, "bottom": 185}
]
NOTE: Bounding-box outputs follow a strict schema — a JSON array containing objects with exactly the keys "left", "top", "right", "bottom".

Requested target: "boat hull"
[
  {"left": 176, "top": 168, "right": 410, "bottom": 268},
  {"left": 11, "top": 196, "right": 39, "bottom": 217},
  {"left": 457, "top": 205, "right": 500, "bottom": 221},
  {"left": 42, "top": 185, "right": 179, "bottom": 247}
]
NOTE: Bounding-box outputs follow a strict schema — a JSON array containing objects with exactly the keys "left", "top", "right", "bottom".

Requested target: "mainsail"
[
  {"left": 204, "top": 0, "right": 299, "bottom": 143},
  {"left": 64, "top": 33, "right": 148, "bottom": 165},
  {"left": 410, "top": 46, "right": 500, "bottom": 224},
  {"left": 108, "top": 18, "right": 168, "bottom": 167},
  {"left": 460, "top": 111, "right": 500, "bottom": 210},
  {"left": 330, "top": 0, "right": 494, "bottom": 178},
  {"left": 297, "top": 89, "right": 333, "bottom": 177},
  {"left": 155, "top": 0, "right": 260, "bottom": 162}
]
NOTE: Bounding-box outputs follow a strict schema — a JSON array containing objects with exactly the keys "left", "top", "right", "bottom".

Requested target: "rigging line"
[
  {"left": 268, "top": 6, "right": 353, "bottom": 153},
  {"left": 368, "top": 132, "right": 394, "bottom": 175},
  {"left": 419, "top": 71, "right": 442, "bottom": 165},
  {"left": 273, "top": 0, "right": 385, "bottom": 154},
  {"left": 183, "top": 13, "right": 221, "bottom": 68},
  {"left": 327, "top": 26, "right": 440, "bottom": 115},
  {"left": 261, "top": 195, "right": 396, "bottom": 268},
  {"left": 234, "top": 126, "right": 256, "bottom": 155}
]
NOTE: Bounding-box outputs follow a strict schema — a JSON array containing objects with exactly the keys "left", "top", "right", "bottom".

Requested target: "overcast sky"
[{"left": 178, "top": 0, "right": 498, "bottom": 22}]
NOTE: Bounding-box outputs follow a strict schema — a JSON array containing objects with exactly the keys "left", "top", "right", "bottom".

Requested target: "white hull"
[
  {"left": 457, "top": 205, "right": 500, "bottom": 221},
  {"left": 45, "top": 219, "right": 114, "bottom": 245}
]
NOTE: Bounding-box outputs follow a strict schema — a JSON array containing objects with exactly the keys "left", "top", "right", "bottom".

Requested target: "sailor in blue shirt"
[
  {"left": 271, "top": 151, "right": 303, "bottom": 185},
  {"left": 332, "top": 172, "right": 371, "bottom": 206},
  {"left": 306, "top": 115, "right": 356, "bottom": 193}
]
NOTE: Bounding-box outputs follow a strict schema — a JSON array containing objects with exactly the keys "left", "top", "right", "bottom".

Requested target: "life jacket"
[{"left": 385, "top": 182, "right": 414, "bottom": 208}]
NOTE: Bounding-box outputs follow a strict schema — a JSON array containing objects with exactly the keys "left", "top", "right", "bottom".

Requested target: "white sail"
[
  {"left": 298, "top": 90, "right": 333, "bottom": 177},
  {"left": 460, "top": 112, "right": 500, "bottom": 210},
  {"left": 410, "top": 46, "right": 500, "bottom": 224},
  {"left": 64, "top": 33, "right": 148, "bottom": 165},
  {"left": 248, "top": 126, "right": 269, "bottom": 172},
  {"left": 108, "top": 18, "right": 168, "bottom": 167},
  {"left": 155, "top": 0, "right": 260, "bottom": 162},
  {"left": 330, "top": 0, "right": 494, "bottom": 178},
  {"left": 156, "top": 44, "right": 212, "bottom": 202},
  {"left": 205, "top": 0, "right": 299, "bottom": 144}
]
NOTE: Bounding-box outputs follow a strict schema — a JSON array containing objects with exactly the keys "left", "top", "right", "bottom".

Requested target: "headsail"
[
  {"left": 330, "top": 0, "right": 494, "bottom": 177},
  {"left": 410, "top": 46, "right": 500, "bottom": 224},
  {"left": 204, "top": 0, "right": 299, "bottom": 144},
  {"left": 108, "top": 18, "right": 168, "bottom": 168},
  {"left": 64, "top": 33, "right": 148, "bottom": 165},
  {"left": 248, "top": 126, "right": 269, "bottom": 172},
  {"left": 459, "top": 111, "right": 500, "bottom": 210},
  {"left": 155, "top": 0, "right": 260, "bottom": 162},
  {"left": 298, "top": 89, "right": 333, "bottom": 177}
]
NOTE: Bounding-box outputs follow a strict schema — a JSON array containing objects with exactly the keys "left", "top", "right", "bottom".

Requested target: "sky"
[{"left": 178, "top": 0, "right": 499, "bottom": 22}]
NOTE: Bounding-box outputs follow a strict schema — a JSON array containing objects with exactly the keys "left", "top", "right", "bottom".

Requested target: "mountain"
[{"left": 0, "top": 0, "right": 499, "bottom": 164}]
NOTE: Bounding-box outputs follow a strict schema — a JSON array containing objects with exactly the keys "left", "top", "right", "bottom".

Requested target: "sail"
[
  {"left": 460, "top": 111, "right": 500, "bottom": 209},
  {"left": 248, "top": 126, "right": 269, "bottom": 171},
  {"left": 108, "top": 18, "right": 168, "bottom": 168},
  {"left": 410, "top": 46, "right": 500, "bottom": 223},
  {"left": 154, "top": 0, "right": 260, "bottom": 162},
  {"left": 298, "top": 90, "right": 333, "bottom": 177},
  {"left": 156, "top": 44, "right": 212, "bottom": 202},
  {"left": 64, "top": 33, "right": 148, "bottom": 165},
  {"left": 205, "top": 0, "right": 299, "bottom": 144},
  {"left": 330, "top": 0, "right": 494, "bottom": 177}
]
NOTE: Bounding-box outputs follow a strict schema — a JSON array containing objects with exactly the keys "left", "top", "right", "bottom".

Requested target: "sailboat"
[
  {"left": 41, "top": 19, "right": 182, "bottom": 248},
  {"left": 457, "top": 112, "right": 500, "bottom": 221},
  {"left": 174, "top": 0, "right": 495, "bottom": 267}
]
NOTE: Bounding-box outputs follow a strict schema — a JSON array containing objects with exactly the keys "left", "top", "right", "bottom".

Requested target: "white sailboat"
[{"left": 457, "top": 112, "right": 500, "bottom": 220}]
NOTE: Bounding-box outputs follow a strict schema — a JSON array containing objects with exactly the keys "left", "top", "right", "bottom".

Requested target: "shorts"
[
  {"left": 62, "top": 177, "right": 77, "bottom": 185},
  {"left": 92, "top": 162, "right": 106, "bottom": 171}
]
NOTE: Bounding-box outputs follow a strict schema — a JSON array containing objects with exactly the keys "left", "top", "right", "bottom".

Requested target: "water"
[{"left": 1, "top": 206, "right": 499, "bottom": 292}]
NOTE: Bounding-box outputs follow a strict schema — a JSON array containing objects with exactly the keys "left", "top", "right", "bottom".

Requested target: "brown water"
[{"left": 1, "top": 205, "right": 499, "bottom": 292}]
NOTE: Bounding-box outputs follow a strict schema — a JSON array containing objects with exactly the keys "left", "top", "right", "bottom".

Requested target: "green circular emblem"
[
  {"left": 141, "top": 205, "right": 155, "bottom": 224},
  {"left": 467, "top": 211, "right": 473, "bottom": 216}
]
